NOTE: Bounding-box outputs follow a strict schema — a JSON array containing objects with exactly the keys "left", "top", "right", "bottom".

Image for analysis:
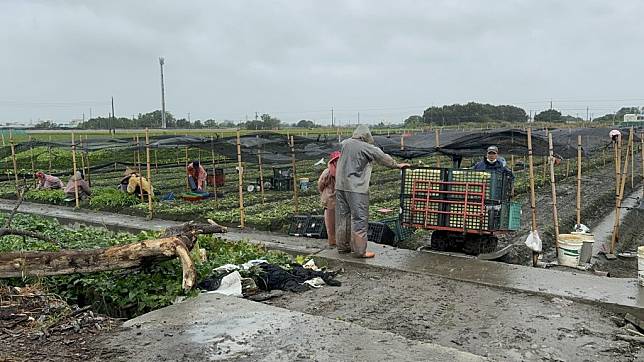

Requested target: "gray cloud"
[{"left": 1, "top": 0, "right": 643, "bottom": 124}]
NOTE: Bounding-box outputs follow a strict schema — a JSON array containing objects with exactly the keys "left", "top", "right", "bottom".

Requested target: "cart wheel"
[
  {"left": 430, "top": 231, "right": 464, "bottom": 252},
  {"left": 463, "top": 235, "right": 498, "bottom": 255}
]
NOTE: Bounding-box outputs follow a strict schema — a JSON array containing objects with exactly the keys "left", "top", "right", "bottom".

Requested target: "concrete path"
[
  {"left": 2, "top": 199, "right": 643, "bottom": 319},
  {"left": 101, "top": 293, "right": 483, "bottom": 361}
]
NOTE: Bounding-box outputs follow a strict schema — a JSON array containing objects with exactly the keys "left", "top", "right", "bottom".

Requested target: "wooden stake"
[
  {"left": 291, "top": 136, "right": 299, "bottom": 213},
  {"left": 257, "top": 146, "right": 265, "bottom": 204},
  {"left": 136, "top": 135, "right": 144, "bottom": 202},
  {"left": 47, "top": 135, "right": 53, "bottom": 174},
  {"left": 548, "top": 132, "right": 560, "bottom": 258},
  {"left": 71, "top": 133, "right": 80, "bottom": 209},
  {"left": 28, "top": 136, "right": 36, "bottom": 187},
  {"left": 610, "top": 129, "right": 633, "bottom": 254},
  {"left": 527, "top": 128, "right": 539, "bottom": 266},
  {"left": 185, "top": 146, "right": 190, "bottom": 191},
  {"left": 85, "top": 135, "right": 92, "bottom": 187},
  {"left": 9, "top": 130, "right": 19, "bottom": 196},
  {"left": 400, "top": 133, "right": 405, "bottom": 151},
  {"left": 236, "top": 131, "right": 245, "bottom": 228},
  {"left": 145, "top": 128, "right": 153, "bottom": 219},
  {"left": 210, "top": 136, "right": 218, "bottom": 205},
  {"left": 576, "top": 135, "right": 582, "bottom": 225},
  {"left": 435, "top": 129, "right": 441, "bottom": 167},
  {"left": 154, "top": 148, "right": 159, "bottom": 174},
  {"left": 79, "top": 136, "right": 86, "bottom": 180},
  {"left": 631, "top": 132, "right": 635, "bottom": 188}
]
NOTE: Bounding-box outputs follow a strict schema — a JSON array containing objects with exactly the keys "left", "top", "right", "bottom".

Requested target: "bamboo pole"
[
  {"left": 28, "top": 136, "right": 36, "bottom": 187},
  {"left": 400, "top": 134, "right": 405, "bottom": 151},
  {"left": 9, "top": 130, "right": 19, "bottom": 196},
  {"left": 527, "top": 128, "right": 539, "bottom": 266},
  {"left": 236, "top": 131, "right": 245, "bottom": 228},
  {"left": 631, "top": 133, "right": 635, "bottom": 188},
  {"left": 145, "top": 128, "right": 153, "bottom": 219},
  {"left": 154, "top": 148, "right": 159, "bottom": 174},
  {"left": 257, "top": 146, "right": 265, "bottom": 204},
  {"left": 542, "top": 156, "right": 547, "bottom": 180},
  {"left": 641, "top": 133, "right": 644, "bottom": 201},
  {"left": 1, "top": 132, "right": 8, "bottom": 186},
  {"left": 47, "top": 136, "right": 52, "bottom": 174},
  {"left": 85, "top": 135, "right": 92, "bottom": 187},
  {"left": 184, "top": 146, "right": 190, "bottom": 191},
  {"left": 71, "top": 133, "right": 80, "bottom": 209},
  {"left": 610, "top": 129, "right": 633, "bottom": 254},
  {"left": 548, "top": 132, "right": 560, "bottom": 258},
  {"left": 435, "top": 129, "right": 441, "bottom": 167},
  {"left": 290, "top": 135, "right": 299, "bottom": 213},
  {"left": 79, "top": 135, "right": 86, "bottom": 180},
  {"left": 210, "top": 136, "right": 218, "bottom": 205},
  {"left": 576, "top": 135, "right": 582, "bottom": 226},
  {"left": 136, "top": 135, "right": 144, "bottom": 202}
]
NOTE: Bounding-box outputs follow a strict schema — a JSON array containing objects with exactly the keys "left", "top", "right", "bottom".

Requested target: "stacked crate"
[
  {"left": 400, "top": 167, "right": 516, "bottom": 232},
  {"left": 271, "top": 166, "right": 293, "bottom": 191}
]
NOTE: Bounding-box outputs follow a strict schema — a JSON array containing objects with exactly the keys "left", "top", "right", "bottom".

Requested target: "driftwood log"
[{"left": 0, "top": 220, "right": 227, "bottom": 291}]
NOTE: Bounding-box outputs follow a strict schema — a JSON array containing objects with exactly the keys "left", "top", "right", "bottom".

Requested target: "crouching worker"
[
  {"left": 335, "top": 125, "right": 409, "bottom": 258},
  {"left": 187, "top": 160, "right": 207, "bottom": 192},
  {"left": 119, "top": 167, "right": 154, "bottom": 198},
  {"left": 64, "top": 171, "right": 91, "bottom": 200},
  {"left": 318, "top": 151, "right": 341, "bottom": 247},
  {"left": 35, "top": 171, "right": 64, "bottom": 190}
]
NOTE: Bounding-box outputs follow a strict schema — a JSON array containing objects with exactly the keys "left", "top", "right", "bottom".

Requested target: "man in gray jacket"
[{"left": 335, "top": 125, "right": 409, "bottom": 258}]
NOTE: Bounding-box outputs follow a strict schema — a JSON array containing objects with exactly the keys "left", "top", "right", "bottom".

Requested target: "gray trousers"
[{"left": 335, "top": 190, "right": 370, "bottom": 256}]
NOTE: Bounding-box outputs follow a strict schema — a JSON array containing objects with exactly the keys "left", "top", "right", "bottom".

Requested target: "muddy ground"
[
  {"left": 594, "top": 207, "right": 644, "bottom": 278},
  {"left": 268, "top": 261, "right": 643, "bottom": 362}
]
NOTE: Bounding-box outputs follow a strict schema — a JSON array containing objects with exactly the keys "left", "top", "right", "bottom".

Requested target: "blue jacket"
[{"left": 473, "top": 157, "right": 514, "bottom": 180}]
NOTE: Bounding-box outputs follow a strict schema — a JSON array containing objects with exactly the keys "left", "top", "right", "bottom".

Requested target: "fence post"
[
  {"left": 71, "top": 133, "right": 80, "bottom": 209},
  {"left": 236, "top": 130, "right": 245, "bottom": 228},
  {"left": 9, "top": 130, "right": 19, "bottom": 196},
  {"left": 145, "top": 128, "right": 154, "bottom": 219}
]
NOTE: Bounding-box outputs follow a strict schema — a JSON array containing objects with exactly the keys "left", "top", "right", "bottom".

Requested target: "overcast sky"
[{"left": 1, "top": 0, "right": 643, "bottom": 124}]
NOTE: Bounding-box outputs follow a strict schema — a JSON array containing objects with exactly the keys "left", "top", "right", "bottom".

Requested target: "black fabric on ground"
[
  {"left": 196, "top": 274, "right": 223, "bottom": 291},
  {"left": 254, "top": 263, "right": 341, "bottom": 293}
]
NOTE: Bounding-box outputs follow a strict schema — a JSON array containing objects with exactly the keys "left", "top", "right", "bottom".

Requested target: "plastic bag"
[
  {"left": 573, "top": 223, "right": 591, "bottom": 233},
  {"left": 525, "top": 230, "right": 542, "bottom": 252}
]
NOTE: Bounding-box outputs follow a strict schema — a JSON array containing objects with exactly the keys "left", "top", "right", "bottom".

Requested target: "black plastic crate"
[
  {"left": 379, "top": 217, "right": 415, "bottom": 246},
  {"left": 367, "top": 222, "right": 396, "bottom": 245},
  {"left": 304, "top": 215, "right": 327, "bottom": 238},
  {"left": 270, "top": 176, "right": 293, "bottom": 191},
  {"left": 288, "top": 215, "right": 310, "bottom": 236},
  {"left": 273, "top": 166, "right": 293, "bottom": 179}
]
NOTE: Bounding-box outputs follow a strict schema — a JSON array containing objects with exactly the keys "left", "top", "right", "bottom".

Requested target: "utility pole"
[
  {"left": 550, "top": 100, "right": 553, "bottom": 110},
  {"left": 331, "top": 108, "right": 334, "bottom": 127},
  {"left": 89, "top": 108, "right": 92, "bottom": 119},
  {"left": 188, "top": 112, "right": 191, "bottom": 123},
  {"left": 357, "top": 112, "right": 360, "bottom": 123},
  {"left": 111, "top": 96, "right": 115, "bottom": 131},
  {"left": 586, "top": 106, "right": 589, "bottom": 121},
  {"left": 159, "top": 57, "right": 167, "bottom": 129}
]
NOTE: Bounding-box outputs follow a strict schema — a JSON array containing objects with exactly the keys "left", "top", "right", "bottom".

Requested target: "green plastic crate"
[{"left": 501, "top": 201, "right": 521, "bottom": 230}]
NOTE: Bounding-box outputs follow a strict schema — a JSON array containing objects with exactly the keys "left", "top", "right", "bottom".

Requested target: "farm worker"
[
  {"left": 335, "top": 125, "right": 410, "bottom": 258},
  {"left": 187, "top": 160, "right": 207, "bottom": 192},
  {"left": 119, "top": 167, "right": 154, "bottom": 197},
  {"left": 35, "top": 172, "right": 64, "bottom": 190},
  {"left": 473, "top": 146, "right": 514, "bottom": 180},
  {"left": 64, "top": 171, "right": 91, "bottom": 200},
  {"left": 318, "top": 151, "right": 341, "bottom": 247}
]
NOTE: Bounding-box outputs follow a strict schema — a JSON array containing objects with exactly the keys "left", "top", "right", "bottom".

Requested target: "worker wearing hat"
[
  {"left": 473, "top": 145, "right": 514, "bottom": 180},
  {"left": 318, "top": 151, "right": 341, "bottom": 247}
]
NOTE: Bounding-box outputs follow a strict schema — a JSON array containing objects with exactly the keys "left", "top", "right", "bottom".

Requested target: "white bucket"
[
  {"left": 571, "top": 232, "right": 595, "bottom": 265},
  {"left": 638, "top": 246, "right": 644, "bottom": 287},
  {"left": 557, "top": 234, "right": 584, "bottom": 267}
]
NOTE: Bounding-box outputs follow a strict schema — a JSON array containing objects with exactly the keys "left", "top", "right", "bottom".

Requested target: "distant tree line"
[
  {"left": 76, "top": 110, "right": 241, "bottom": 129},
  {"left": 414, "top": 102, "right": 528, "bottom": 126}
]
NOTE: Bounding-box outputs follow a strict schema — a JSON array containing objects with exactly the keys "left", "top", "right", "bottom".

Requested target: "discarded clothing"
[
  {"left": 254, "top": 263, "right": 341, "bottom": 293},
  {"left": 207, "top": 271, "right": 242, "bottom": 297}
]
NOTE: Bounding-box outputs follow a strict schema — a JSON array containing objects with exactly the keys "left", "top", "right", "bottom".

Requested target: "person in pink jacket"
[
  {"left": 35, "top": 172, "right": 64, "bottom": 190},
  {"left": 187, "top": 160, "right": 207, "bottom": 192},
  {"left": 318, "top": 151, "right": 340, "bottom": 247}
]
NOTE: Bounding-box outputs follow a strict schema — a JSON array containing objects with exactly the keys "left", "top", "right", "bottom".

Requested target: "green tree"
[
  {"left": 294, "top": 119, "right": 318, "bottom": 128},
  {"left": 403, "top": 115, "right": 424, "bottom": 127},
  {"left": 534, "top": 109, "right": 562, "bottom": 122},
  {"left": 422, "top": 102, "right": 527, "bottom": 125}
]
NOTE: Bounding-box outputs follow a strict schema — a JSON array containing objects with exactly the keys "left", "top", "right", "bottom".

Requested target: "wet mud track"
[{"left": 268, "top": 261, "right": 643, "bottom": 361}]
